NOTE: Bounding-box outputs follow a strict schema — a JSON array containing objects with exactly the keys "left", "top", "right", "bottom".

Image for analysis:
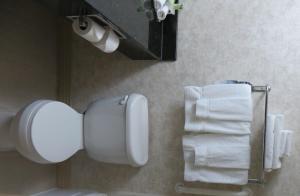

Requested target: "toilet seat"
[{"left": 11, "top": 100, "right": 83, "bottom": 163}]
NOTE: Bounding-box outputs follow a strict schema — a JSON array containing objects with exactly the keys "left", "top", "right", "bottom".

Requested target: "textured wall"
[
  {"left": 70, "top": 0, "right": 300, "bottom": 195},
  {"left": 0, "top": 0, "right": 57, "bottom": 194}
]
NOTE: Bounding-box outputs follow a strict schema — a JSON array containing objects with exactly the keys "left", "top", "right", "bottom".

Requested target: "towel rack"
[
  {"left": 176, "top": 83, "right": 271, "bottom": 195},
  {"left": 249, "top": 85, "right": 271, "bottom": 184}
]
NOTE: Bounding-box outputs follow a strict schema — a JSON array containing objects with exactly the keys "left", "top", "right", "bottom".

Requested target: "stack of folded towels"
[
  {"left": 183, "top": 83, "right": 253, "bottom": 185},
  {"left": 264, "top": 114, "right": 293, "bottom": 172}
]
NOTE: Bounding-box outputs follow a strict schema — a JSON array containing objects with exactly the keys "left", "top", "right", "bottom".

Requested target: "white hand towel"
[
  {"left": 264, "top": 114, "right": 276, "bottom": 172},
  {"left": 272, "top": 114, "right": 284, "bottom": 169},
  {"left": 183, "top": 134, "right": 251, "bottom": 149},
  {"left": 184, "top": 84, "right": 252, "bottom": 134},
  {"left": 185, "top": 84, "right": 252, "bottom": 99},
  {"left": 280, "top": 130, "right": 293, "bottom": 158},
  {"left": 193, "top": 145, "right": 250, "bottom": 169},
  {"left": 184, "top": 119, "right": 251, "bottom": 135},
  {"left": 154, "top": 0, "right": 167, "bottom": 10},
  {"left": 184, "top": 153, "right": 249, "bottom": 185},
  {"left": 157, "top": 5, "right": 169, "bottom": 21},
  {"left": 183, "top": 134, "right": 250, "bottom": 185},
  {"left": 195, "top": 97, "right": 252, "bottom": 121}
]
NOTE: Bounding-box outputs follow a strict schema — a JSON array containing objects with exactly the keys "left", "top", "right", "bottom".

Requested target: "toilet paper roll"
[
  {"left": 157, "top": 5, "right": 169, "bottom": 21},
  {"left": 72, "top": 17, "right": 106, "bottom": 43},
  {"left": 154, "top": 0, "right": 167, "bottom": 10},
  {"left": 93, "top": 28, "right": 120, "bottom": 53}
]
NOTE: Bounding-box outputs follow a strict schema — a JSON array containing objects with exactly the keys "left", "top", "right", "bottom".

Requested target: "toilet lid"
[
  {"left": 126, "top": 94, "right": 149, "bottom": 167},
  {"left": 30, "top": 101, "right": 83, "bottom": 163}
]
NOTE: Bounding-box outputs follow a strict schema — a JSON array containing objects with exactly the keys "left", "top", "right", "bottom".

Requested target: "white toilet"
[{"left": 9, "top": 93, "right": 149, "bottom": 166}]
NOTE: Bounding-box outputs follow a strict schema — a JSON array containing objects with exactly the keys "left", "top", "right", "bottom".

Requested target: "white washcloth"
[
  {"left": 272, "top": 114, "right": 284, "bottom": 169},
  {"left": 193, "top": 145, "right": 250, "bottom": 169},
  {"left": 196, "top": 97, "right": 252, "bottom": 122},
  {"left": 184, "top": 84, "right": 252, "bottom": 134},
  {"left": 154, "top": 0, "right": 167, "bottom": 10},
  {"left": 264, "top": 114, "right": 292, "bottom": 172},
  {"left": 264, "top": 114, "right": 276, "bottom": 172},
  {"left": 280, "top": 130, "right": 293, "bottom": 158},
  {"left": 183, "top": 134, "right": 250, "bottom": 185}
]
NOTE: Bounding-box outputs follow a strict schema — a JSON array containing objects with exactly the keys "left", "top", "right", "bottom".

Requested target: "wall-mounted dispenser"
[{"left": 72, "top": 17, "right": 120, "bottom": 53}]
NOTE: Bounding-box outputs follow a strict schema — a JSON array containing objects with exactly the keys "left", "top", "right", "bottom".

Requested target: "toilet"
[{"left": 9, "top": 94, "right": 149, "bottom": 166}]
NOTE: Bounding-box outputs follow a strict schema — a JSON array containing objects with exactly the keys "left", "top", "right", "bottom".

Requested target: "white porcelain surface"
[
  {"left": 11, "top": 100, "right": 53, "bottom": 164},
  {"left": 11, "top": 100, "right": 83, "bottom": 164},
  {"left": 84, "top": 94, "right": 149, "bottom": 166},
  {"left": 84, "top": 96, "right": 128, "bottom": 164},
  {"left": 126, "top": 94, "right": 149, "bottom": 167},
  {"left": 31, "top": 101, "right": 83, "bottom": 163}
]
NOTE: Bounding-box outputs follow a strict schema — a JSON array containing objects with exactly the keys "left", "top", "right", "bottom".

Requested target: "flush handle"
[{"left": 119, "top": 95, "right": 129, "bottom": 105}]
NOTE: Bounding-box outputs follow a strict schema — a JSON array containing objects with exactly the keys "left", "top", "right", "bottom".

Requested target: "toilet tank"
[{"left": 84, "top": 95, "right": 128, "bottom": 165}]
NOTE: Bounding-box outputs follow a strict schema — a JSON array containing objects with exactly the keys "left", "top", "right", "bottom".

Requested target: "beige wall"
[
  {"left": 70, "top": 0, "right": 300, "bottom": 195},
  {"left": 0, "top": 0, "right": 57, "bottom": 194}
]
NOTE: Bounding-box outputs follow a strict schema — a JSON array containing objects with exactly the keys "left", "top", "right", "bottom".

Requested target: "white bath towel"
[
  {"left": 196, "top": 97, "right": 252, "bottom": 122},
  {"left": 184, "top": 84, "right": 252, "bottom": 134},
  {"left": 183, "top": 134, "right": 250, "bottom": 185}
]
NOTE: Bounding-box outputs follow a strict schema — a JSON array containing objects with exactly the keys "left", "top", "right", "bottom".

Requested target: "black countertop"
[{"left": 50, "top": 0, "right": 178, "bottom": 60}]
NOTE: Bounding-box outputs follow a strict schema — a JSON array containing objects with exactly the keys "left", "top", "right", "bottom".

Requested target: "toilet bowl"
[{"left": 9, "top": 94, "right": 149, "bottom": 166}]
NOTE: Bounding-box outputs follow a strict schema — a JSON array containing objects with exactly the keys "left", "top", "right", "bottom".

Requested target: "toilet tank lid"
[{"left": 126, "top": 94, "right": 149, "bottom": 167}]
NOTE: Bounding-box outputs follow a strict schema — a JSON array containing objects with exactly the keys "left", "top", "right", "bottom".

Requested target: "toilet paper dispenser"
[
  {"left": 70, "top": 15, "right": 124, "bottom": 53},
  {"left": 69, "top": 14, "right": 126, "bottom": 40}
]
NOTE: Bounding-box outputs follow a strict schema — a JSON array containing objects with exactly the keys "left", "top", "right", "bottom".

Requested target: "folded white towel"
[
  {"left": 193, "top": 145, "right": 250, "bottom": 169},
  {"left": 196, "top": 97, "right": 252, "bottom": 122},
  {"left": 264, "top": 114, "right": 291, "bottom": 172},
  {"left": 184, "top": 84, "right": 252, "bottom": 134},
  {"left": 185, "top": 84, "right": 252, "bottom": 99},
  {"left": 280, "top": 130, "right": 293, "bottom": 158},
  {"left": 272, "top": 114, "right": 284, "bottom": 169},
  {"left": 183, "top": 134, "right": 250, "bottom": 185},
  {"left": 154, "top": 0, "right": 167, "bottom": 10},
  {"left": 183, "top": 134, "right": 251, "bottom": 149},
  {"left": 184, "top": 153, "right": 249, "bottom": 185},
  {"left": 185, "top": 119, "right": 251, "bottom": 135},
  {"left": 264, "top": 114, "right": 276, "bottom": 172}
]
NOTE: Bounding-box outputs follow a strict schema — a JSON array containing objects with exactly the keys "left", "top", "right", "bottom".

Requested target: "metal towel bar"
[{"left": 249, "top": 85, "right": 271, "bottom": 184}]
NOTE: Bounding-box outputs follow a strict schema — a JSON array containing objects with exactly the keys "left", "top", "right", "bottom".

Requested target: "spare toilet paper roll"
[
  {"left": 72, "top": 17, "right": 106, "bottom": 43},
  {"left": 157, "top": 5, "right": 169, "bottom": 21},
  {"left": 154, "top": 0, "right": 167, "bottom": 10},
  {"left": 93, "top": 28, "right": 120, "bottom": 53}
]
